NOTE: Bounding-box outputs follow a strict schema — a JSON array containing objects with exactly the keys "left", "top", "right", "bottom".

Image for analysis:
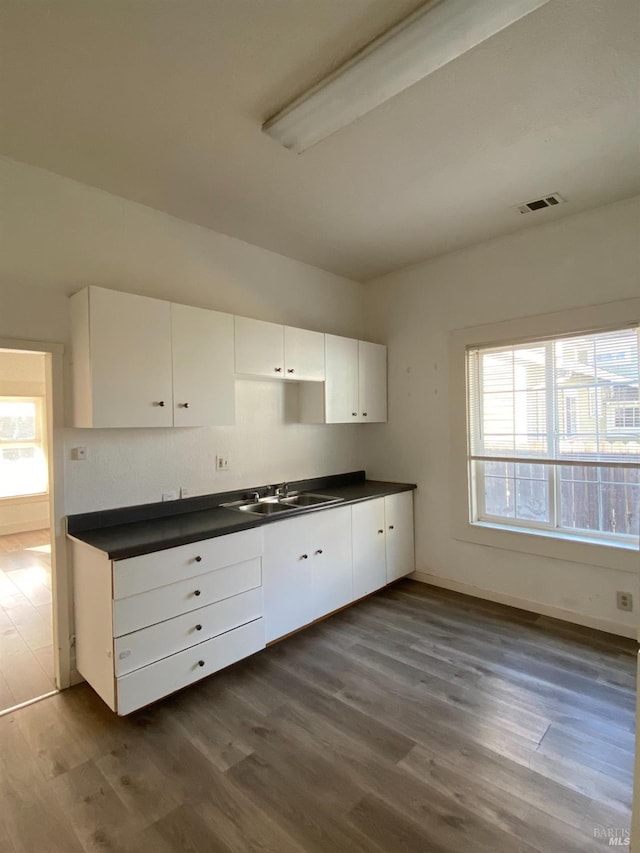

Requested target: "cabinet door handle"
[
  {"left": 362, "top": 412, "right": 368, "bottom": 417},
  {"left": 194, "top": 555, "right": 202, "bottom": 562},
  {"left": 315, "top": 549, "right": 323, "bottom": 555},
  {"left": 195, "top": 624, "right": 202, "bottom": 631},
  {"left": 154, "top": 400, "right": 165, "bottom": 407},
  {"left": 178, "top": 402, "right": 190, "bottom": 408},
  {"left": 378, "top": 529, "right": 384, "bottom": 534},
  {"left": 274, "top": 367, "right": 283, "bottom": 373},
  {"left": 287, "top": 368, "right": 295, "bottom": 374},
  {"left": 352, "top": 412, "right": 357, "bottom": 417},
  {"left": 194, "top": 589, "right": 201, "bottom": 596},
  {"left": 389, "top": 525, "right": 395, "bottom": 530},
  {"left": 198, "top": 660, "right": 205, "bottom": 667},
  {"left": 300, "top": 553, "right": 308, "bottom": 560}
]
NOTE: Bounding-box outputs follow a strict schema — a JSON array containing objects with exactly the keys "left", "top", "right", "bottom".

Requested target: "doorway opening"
[{"left": 0, "top": 348, "right": 58, "bottom": 712}]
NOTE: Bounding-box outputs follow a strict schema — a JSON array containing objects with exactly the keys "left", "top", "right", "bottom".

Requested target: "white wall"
[
  {"left": 0, "top": 157, "right": 367, "bottom": 513},
  {"left": 362, "top": 195, "right": 640, "bottom": 636}
]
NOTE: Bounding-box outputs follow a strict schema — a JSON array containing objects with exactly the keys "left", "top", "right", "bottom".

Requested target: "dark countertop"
[{"left": 66, "top": 471, "right": 416, "bottom": 560}]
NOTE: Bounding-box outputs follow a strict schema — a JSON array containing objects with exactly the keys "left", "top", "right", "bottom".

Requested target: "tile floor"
[{"left": 0, "top": 528, "right": 55, "bottom": 711}]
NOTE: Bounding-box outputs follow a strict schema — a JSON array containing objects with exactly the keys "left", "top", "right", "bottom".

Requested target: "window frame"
[
  {"left": 449, "top": 298, "right": 640, "bottom": 575},
  {"left": 0, "top": 395, "right": 49, "bottom": 500}
]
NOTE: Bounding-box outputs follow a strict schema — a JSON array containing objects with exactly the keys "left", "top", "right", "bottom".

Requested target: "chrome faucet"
[
  {"left": 247, "top": 490, "right": 260, "bottom": 502},
  {"left": 275, "top": 482, "right": 289, "bottom": 498}
]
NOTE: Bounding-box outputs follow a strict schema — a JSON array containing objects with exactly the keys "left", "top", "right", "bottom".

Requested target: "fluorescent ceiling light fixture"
[{"left": 263, "top": 0, "right": 552, "bottom": 153}]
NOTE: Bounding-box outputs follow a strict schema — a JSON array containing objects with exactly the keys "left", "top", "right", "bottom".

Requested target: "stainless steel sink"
[
  {"left": 236, "top": 501, "right": 291, "bottom": 515},
  {"left": 222, "top": 491, "right": 343, "bottom": 516},
  {"left": 279, "top": 493, "right": 342, "bottom": 508}
]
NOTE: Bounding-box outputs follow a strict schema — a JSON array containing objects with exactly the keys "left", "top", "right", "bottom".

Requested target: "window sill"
[
  {"left": 452, "top": 516, "right": 639, "bottom": 575},
  {"left": 0, "top": 493, "right": 49, "bottom": 505},
  {"left": 473, "top": 520, "right": 639, "bottom": 553}
]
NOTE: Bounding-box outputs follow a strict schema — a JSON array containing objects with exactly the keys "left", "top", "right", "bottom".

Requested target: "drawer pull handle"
[
  {"left": 315, "top": 549, "right": 323, "bottom": 555},
  {"left": 198, "top": 660, "right": 205, "bottom": 667},
  {"left": 301, "top": 554, "right": 308, "bottom": 560},
  {"left": 194, "top": 556, "right": 202, "bottom": 562},
  {"left": 274, "top": 367, "right": 283, "bottom": 373},
  {"left": 194, "top": 589, "right": 201, "bottom": 596},
  {"left": 378, "top": 529, "right": 384, "bottom": 534},
  {"left": 389, "top": 525, "right": 395, "bottom": 530},
  {"left": 287, "top": 368, "right": 295, "bottom": 374},
  {"left": 195, "top": 624, "right": 202, "bottom": 631}
]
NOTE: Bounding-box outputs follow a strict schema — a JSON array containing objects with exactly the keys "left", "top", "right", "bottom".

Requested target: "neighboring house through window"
[{"left": 466, "top": 326, "right": 640, "bottom": 546}]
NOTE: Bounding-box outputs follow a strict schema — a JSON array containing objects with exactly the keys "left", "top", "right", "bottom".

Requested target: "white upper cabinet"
[
  {"left": 171, "top": 303, "right": 235, "bottom": 427},
  {"left": 299, "top": 334, "right": 387, "bottom": 424},
  {"left": 71, "top": 287, "right": 174, "bottom": 428},
  {"left": 284, "top": 326, "right": 324, "bottom": 381},
  {"left": 358, "top": 340, "right": 387, "bottom": 422},
  {"left": 71, "top": 287, "right": 235, "bottom": 428},
  {"left": 234, "top": 316, "right": 284, "bottom": 378},
  {"left": 234, "top": 317, "right": 325, "bottom": 381}
]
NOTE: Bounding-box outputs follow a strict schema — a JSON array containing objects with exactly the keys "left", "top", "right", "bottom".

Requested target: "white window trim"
[{"left": 449, "top": 297, "right": 640, "bottom": 575}]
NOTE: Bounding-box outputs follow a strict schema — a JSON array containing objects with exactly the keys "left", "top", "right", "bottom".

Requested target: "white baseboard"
[
  {"left": 411, "top": 571, "right": 637, "bottom": 640},
  {"left": 0, "top": 518, "right": 49, "bottom": 536}
]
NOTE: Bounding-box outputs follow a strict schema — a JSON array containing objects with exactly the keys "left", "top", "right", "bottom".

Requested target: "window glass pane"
[
  {"left": 558, "top": 466, "right": 640, "bottom": 537},
  {"left": 0, "top": 401, "right": 36, "bottom": 441},
  {"left": 0, "top": 399, "right": 47, "bottom": 498},
  {"left": 483, "top": 473, "right": 515, "bottom": 518},
  {"left": 515, "top": 477, "right": 550, "bottom": 523}
]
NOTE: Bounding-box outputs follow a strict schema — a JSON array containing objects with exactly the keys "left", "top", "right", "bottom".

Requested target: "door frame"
[{"left": 0, "top": 337, "right": 69, "bottom": 689}]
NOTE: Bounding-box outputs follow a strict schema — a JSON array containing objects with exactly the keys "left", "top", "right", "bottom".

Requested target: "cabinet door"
[
  {"left": 311, "top": 506, "right": 353, "bottom": 619},
  {"left": 352, "top": 499, "right": 387, "bottom": 600},
  {"left": 234, "top": 316, "right": 284, "bottom": 378},
  {"left": 172, "top": 304, "right": 235, "bottom": 426},
  {"left": 284, "top": 326, "right": 325, "bottom": 381},
  {"left": 263, "top": 517, "right": 314, "bottom": 642},
  {"left": 385, "top": 491, "right": 415, "bottom": 582},
  {"left": 358, "top": 341, "right": 387, "bottom": 423},
  {"left": 88, "top": 287, "right": 173, "bottom": 427},
  {"left": 325, "top": 334, "right": 359, "bottom": 423}
]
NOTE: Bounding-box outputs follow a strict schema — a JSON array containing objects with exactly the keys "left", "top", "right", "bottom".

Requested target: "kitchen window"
[
  {"left": 0, "top": 397, "right": 48, "bottom": 499},
  {"left": 466, "top": 326, "right": 640, "bottom": 547}
]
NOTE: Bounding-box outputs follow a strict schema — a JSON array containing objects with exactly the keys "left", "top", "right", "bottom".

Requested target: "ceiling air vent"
[{"left": 516, "top": 193, "right": 565, "bottom": 214}]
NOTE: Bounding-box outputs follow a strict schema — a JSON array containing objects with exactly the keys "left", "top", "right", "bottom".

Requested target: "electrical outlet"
[
  {"left": 617, "top": 591, "right": 633, "bottom": 612},
  {"left": 162, "top": 490, "right": 178, "bottom": 502},
  {"left": 71, "top": 446, "right": 87, "bottom": 461},
  {"left": 216, "top": 454, "right": 230, "bottom": 471}
]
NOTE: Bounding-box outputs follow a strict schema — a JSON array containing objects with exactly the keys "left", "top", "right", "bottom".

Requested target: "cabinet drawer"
[
  {"left": 116, "top": 618, "right": 265, "bottom": 715},
  {"left": 113, "top": 528, "right": 262, "bottom": 599},
  {"left": 114, "top": 587, "right": 262, "bottom": 676},
  {"left": 113, "top": 557, "right": 261, "bottom": 637}
]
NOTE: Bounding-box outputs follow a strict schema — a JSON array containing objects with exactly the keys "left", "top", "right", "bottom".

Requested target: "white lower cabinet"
[
  {"left": 263, "top": 506, "right": 352, "bottom": 643},
  {"left": 352, "top": 499, "right": 387, "bottom": 599},
  {"left": 352, "top": 492, "right": 415, "bottom": 597},
  {"left": 71, "top": 491, "right": 414, "bottom": 712},
  {"left": 385, "top": 491, "right": 415, "bottom": 582},
  {"left": 71, "top": 528, "right": 265, "bottom": 715}
]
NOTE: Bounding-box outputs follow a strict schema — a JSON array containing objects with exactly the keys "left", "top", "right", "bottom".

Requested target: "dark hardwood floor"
[{"left": 0, "top": 580, "right": 635, "bottom": 852}]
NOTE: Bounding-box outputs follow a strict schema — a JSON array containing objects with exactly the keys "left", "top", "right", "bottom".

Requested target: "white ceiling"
[{"left": 1, "top": 0, "right": 638, "bottom": 281}]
